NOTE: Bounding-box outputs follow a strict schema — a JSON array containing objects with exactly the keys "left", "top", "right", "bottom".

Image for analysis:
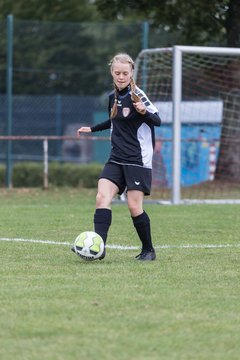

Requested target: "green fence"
[{"left": 1, "top": 17, "right": 150, "bottom": 96}]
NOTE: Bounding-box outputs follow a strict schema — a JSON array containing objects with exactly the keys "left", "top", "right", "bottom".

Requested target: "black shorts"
[{"left": 99, "top": 162, "right": 152, "bottom": 195}]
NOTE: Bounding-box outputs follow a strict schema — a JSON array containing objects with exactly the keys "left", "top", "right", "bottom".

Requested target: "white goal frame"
[{"left": 135, "top": 45, "right": 240, "bottom": 205}]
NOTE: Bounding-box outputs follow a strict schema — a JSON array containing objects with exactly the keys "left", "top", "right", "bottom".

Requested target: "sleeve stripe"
[{"left": 135, "top": 87, "right": 158, "bottom": 114}]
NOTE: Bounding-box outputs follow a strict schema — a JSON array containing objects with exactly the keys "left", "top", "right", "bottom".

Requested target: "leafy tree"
[
  {"left": 0, "top": 0, "right": 100, "bottom": 22},
  {"left": 4, "top": 19, "right": 143, "bottom": 96},
  {"left": 0, "top": 1, "right": 146, "bottom": 95},
  {"left": 0, "top": 0, "right": 101, "bottom": 94},
  {"left": 95, "top": 0, "right": 240, "bottom": 47}
]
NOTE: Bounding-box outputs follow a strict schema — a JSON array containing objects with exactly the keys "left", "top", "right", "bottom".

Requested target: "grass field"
[{"left": 0, "top": 188, "right": 240, "bottom": 360}]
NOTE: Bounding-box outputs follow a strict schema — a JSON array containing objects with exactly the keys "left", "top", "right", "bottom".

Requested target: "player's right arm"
[
  {"left": 77, "top": 119, "right": 111, "bottom": 136},
  {"left": 77, "top": 126, "right": 92, "bottom": 134}
]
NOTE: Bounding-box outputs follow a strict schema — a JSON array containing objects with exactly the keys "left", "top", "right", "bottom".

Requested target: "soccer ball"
[{"left": 73, "top": 231, "right": 104, "bottom": 260}]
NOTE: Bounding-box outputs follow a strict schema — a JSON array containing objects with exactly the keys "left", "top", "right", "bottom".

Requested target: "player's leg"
[
  {"left": 127, "top": 190, "right": 155, "bottom": 260},
  {"left": 94, "top": 162, "right": 125, "bottom": 260},
  {"left": 94, "top": 178, "right": 118, "bottom": 244},
  {"left": 125, "top": 166, "right": 156, "bottom": 261},
  {"left": 127, "top": 189, "right": 144, "bottom": 217},
  {"left": 72, "top": 163, "right": 122, "bottom": 259}
]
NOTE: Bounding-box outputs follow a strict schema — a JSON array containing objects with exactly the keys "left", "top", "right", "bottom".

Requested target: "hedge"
[
  {"left": 0, "top": 162, "right": 103, "bottom": 188},
  {"left": 0, "top": 165, "right": 4, "bottom": 187}
]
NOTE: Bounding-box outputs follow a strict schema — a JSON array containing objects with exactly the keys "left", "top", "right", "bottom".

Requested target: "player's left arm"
[
  {"left": 142, "top": 110, "right": 161, "bottom": 127},
  {"left": 134, "top": 88, "right": 161, "bottom": 127}
]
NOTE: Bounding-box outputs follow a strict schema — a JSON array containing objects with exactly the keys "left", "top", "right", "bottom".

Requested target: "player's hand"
[
  {"left": 77, "top": 127, "right": 92, "bottom": 136},
  {"left": 133, "top": 101, "right": 146, "bottom": 115}
]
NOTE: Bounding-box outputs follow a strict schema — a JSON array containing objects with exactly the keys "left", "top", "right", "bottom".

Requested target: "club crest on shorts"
[{"left": 122, "top": 107, "right": 130, "bottom": 117}]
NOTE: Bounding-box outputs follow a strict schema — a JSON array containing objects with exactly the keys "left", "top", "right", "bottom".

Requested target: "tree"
[
  {"left": 0, "top": 1, "right": 146, "bottom": 96},
  {"left": 0, "top": 0, "right": 100, "bottom": 22},
  {"left": 95, "top": 0, "right": 231, "bottom": 46},
  {"left": 0, "top": 0, "right": 102, "bottom": 94}
]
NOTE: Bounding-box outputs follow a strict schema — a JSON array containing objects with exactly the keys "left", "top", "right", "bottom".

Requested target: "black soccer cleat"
[
  {"left": 98, "top": 247, "right": 106, "bottom": 260},
  {"left": 135, "top": 248, "right": 156, "bottom": 261},
  {"left": 71, "top": 246, "right": 76, "bottom": 254}
]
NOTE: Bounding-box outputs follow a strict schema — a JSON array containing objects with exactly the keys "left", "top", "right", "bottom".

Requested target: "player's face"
[{"left": 111, "top": 61, "right": 133, "bottom": 90}]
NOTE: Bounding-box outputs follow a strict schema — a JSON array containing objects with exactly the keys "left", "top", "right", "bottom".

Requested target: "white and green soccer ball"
[{"left": 73, "top": 231, "right": 104, "bottom": 260}]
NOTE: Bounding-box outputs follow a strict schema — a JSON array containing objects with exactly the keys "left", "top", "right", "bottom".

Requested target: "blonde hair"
[{"left": 109, "top": 53, "right": 143, "bottom": 118}]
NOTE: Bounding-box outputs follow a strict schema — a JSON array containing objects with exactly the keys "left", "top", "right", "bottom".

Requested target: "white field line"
[{"left": 0, "top": 237, "right": 240, "bottom": 250}]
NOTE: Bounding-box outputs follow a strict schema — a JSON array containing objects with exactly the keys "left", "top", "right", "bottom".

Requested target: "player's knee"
[
  {"left": 96, "top": 191, "right": 110, "bottom": 208},
  {"left": 128, "top": 201, "right": 142, "bottom": 217}
]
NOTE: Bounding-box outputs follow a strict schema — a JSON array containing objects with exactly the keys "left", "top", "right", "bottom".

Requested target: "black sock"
[
  {"left": 94, "top": 208, "right": 112, "bottom": 244},
  {"left": 132, "top": 211, "right": 153, "bottom": 251}
]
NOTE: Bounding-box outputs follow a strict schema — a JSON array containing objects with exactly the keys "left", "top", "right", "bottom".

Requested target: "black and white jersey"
[{"left": 91, "top": 85, "right": 161, "bottom": 169}]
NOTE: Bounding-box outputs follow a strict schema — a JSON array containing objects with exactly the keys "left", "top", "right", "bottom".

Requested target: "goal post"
[
  {"left": 135, "top": 45, "right": 240, "bottom": 204},
  {"left": 172, "top": 46, "right": 182, "bottom": 204}
]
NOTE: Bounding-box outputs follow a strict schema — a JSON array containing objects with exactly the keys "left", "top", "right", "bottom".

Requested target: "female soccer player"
[{"left": 77, "top": 53, "right": 161, "bottom": 260}]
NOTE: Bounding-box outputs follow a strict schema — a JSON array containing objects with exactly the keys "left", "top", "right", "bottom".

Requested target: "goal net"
[{"left": 135, "top": 46, "right": 240, "bottom": 204}]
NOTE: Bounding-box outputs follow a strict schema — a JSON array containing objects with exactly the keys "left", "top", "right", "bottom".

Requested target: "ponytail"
[
  {"left": 130, "top": 78, "right": 140, "bottom": 103},
  {"left": 130, "top": 78, "right": 146, "bottom": 115},
  {"left": 110, "top": 86, "right": 118, "bottom": 119}
]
